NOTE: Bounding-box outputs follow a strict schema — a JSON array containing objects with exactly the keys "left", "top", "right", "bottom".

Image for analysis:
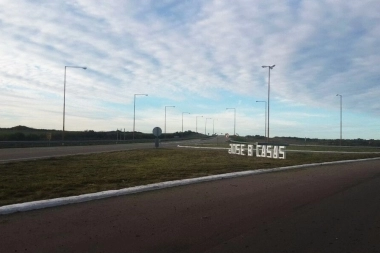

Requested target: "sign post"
[{"left": 152, "top": 127, "right": 162, "bottom": 148}]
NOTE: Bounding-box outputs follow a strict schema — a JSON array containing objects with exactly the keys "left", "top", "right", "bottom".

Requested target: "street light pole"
[
  {"left": 165, "top": 105, "right": 175, "bottom": 138},
  {"left": 205, "top": 118, "right": 212, "bottom": 135},
  {"left": 213, "top": 119, "right": 218, "bottom": 135},
  {"left": 256, "top": 100, "right": 267, "bottom": 138},
  {"left": 226, "top": 108, "right": 236, "bottom": 135},
  {"left": 133, "top": 94, "right": 148, "bottom": 140},
  {"left": 336, "top": 94, "right": 342, "bottom": 145},
  {"left": 62, "top": 65, "right": 87, "bottom": 143},
  {"left": 182, "top": 112, "right": 190, "bottom": 137},
  {"left": 262, "top": 64, "right": 275, "bottom": 142},
  {"left": 196, "top": 116, "right": 203, "bottom": 133}
]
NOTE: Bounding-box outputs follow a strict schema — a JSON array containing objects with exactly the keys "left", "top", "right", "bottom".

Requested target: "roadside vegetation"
[
  {"left": 1, "top": 126, "right": 380, "bottom": 147},
  {"left": 1, "top": 147, "right": 380, "bottom": 206},
  {"left": 0, "top": 126, "right": 203, "bottom": 148}
]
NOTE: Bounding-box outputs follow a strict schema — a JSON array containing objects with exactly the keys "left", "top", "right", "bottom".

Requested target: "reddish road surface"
[{"left": 1, "top": 159, "right": 380, "bottom": 252}]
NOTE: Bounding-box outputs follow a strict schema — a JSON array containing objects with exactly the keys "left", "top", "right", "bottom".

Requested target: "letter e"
[{"left": 240, "top": 144, "right": 246, "bottom": 156}]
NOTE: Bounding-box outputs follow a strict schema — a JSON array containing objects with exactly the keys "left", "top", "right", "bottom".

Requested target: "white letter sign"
[{"left": 229, "top": 143, "right": 286, "bottom": 159}]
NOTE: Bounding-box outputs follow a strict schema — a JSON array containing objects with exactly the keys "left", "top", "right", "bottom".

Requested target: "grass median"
[{"left": 1, "top": 147, "right": 380, "bottom": 206}]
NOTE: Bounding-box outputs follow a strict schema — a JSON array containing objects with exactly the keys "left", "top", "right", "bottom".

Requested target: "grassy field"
[{"left": 1, "top": 147, "right": 380, "bottom": 206}]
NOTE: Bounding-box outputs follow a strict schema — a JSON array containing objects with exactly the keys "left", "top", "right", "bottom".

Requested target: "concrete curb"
[{"left": 1, "top": 157, "right": 380, "bottom": 215}]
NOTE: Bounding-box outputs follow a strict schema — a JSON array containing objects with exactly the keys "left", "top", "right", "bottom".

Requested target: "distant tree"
[{"left": 10, "top": 132, "right": 25, "bottom": 141}]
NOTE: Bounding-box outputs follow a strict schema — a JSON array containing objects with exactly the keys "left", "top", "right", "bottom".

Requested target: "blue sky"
[{"left": 1, "top": 0, "right": 379, "bottom": 139}]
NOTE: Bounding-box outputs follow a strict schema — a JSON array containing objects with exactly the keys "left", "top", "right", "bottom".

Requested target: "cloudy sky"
[{"left": 1, "top": 0, "right": 379, "bottom": 139}]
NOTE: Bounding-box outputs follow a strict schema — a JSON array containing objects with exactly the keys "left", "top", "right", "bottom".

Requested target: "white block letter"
[
  {"left": 248, "top": 145, "right": 253, "bottom": 156},
  {"left": 261, "top": 145, "right": 266, "bottom": 157},
  {"left": 236, "top": 144, "right": 241, "bottom": 155},
  {"left": 273, "top": 146, "right": 279, "bottom": 159},
  {"left": 256, "top": 145, "right": 262, "bottom": 157},
  {"left": 279, "top": 146, "right": 286, "bottom": 159},
  {"left": 240, "top": 144, "right": 246, "bottom": 156},
  {"left": 266, "top": 145, "right": 273, "bottom": 158}
]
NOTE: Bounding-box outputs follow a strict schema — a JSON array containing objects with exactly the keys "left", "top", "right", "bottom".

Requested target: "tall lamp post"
[
  {"left": 256, "top": 100, "right": 267, "bottom": 138},
  {"left": 133, "top": 94, "right": 148, "bottom": 140},
  {"left": 62, "top": 65, "right": 87, "bottom": 142},
  {"left": 262, "top": 64, "right": 275, "bottom": 142},
  {"left": 196, "top": 116, "right": 203, "bottom": 133},
  {"left": 182, "top": 112, "right": 190, "bottom": 137},
  {"left": 336, "top": 94, "right": 342, "bottom": 146},
  {"left": 226, "top": 108, "right": 236, "bottom": 136},
  {"left": 165, "top": 105, "right": 175, "bottom": 138},
  {"left": 213, "top": 119, "right": 218, "bottom": 135},
  {"left": 205, "top": 118, "right": 212, "bottom": 135}
]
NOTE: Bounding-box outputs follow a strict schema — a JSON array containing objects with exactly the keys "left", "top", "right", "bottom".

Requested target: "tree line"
[{"left": 0, "top": 126, "right": 199, "bottom": 141}]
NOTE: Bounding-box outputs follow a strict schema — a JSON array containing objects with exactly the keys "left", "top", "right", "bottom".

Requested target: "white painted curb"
[{"left": 1, "top": 157, "right": 380, "bottom": 215}]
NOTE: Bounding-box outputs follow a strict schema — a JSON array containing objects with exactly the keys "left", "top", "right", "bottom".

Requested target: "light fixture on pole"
[
  {"left": 226, "top": 108, "right": 236, "bottom": 136},
  {"left": 205, "top": 118, "right": 212, "bottom": 135},
  {"left": 262, "top": 64, "right": 275, "bottom": 142},
  {"left": 256, "top": 100, "right": 267, "bottom": 138},
  {"left": 62, "top": 65, "right": 87, "bottom": 143},
  {"left": 165, "top": 105, "right": 175, "bottom": 138},
  {"left": 182, "top": 112, "right": 190, "bottom": 136},
  {"left": 196, "top": 116, "right": 203, "bottom": 133},
  {"left": 336, "top": 94, "right": 342, "bottom": 146},
  {"left": 133, "top": 94, "right": 148, "bottom": 140}
]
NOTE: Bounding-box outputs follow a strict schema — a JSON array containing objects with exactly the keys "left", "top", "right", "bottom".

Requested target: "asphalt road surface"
[
  {"left": 0, "top": 138, "right": 211, "bottom": 163},
  {"left": 1, "top": 159, "right": 380, "bottom": 252}
]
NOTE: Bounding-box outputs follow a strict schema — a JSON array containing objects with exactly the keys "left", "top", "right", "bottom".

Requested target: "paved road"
[
  {"left": 1, "top": 159, "right": 379, "bottom": 252},
  {"left": 0, "top": 138, "right": 213, "bottom": 163}
]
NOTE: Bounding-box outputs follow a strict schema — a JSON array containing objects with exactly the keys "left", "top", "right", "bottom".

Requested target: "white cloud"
[{"left": 1, "top": 0, "right": 379, "bottom": 138}]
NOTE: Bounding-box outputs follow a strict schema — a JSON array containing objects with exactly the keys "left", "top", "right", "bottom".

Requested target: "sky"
[{"left": 1, "top": 0, "right": 379, "bottom": 140}]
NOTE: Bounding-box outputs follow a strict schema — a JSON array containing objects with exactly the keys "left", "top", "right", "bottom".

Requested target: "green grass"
[{"left": 1, "top": 148, "right": 379, "bottom": 206}]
